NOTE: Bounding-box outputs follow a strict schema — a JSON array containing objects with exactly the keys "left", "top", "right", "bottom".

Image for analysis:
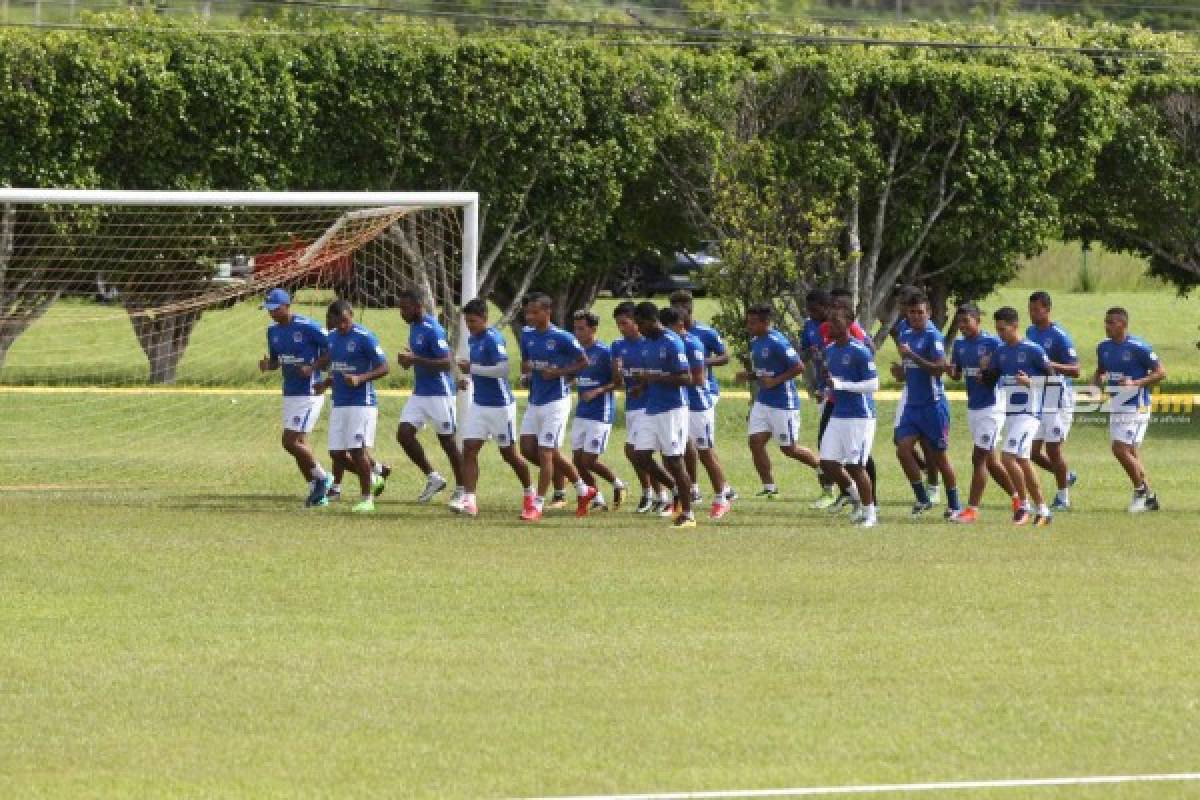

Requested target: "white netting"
[{"left": 0, "top": 193, "right": 473, "bottom": 468}]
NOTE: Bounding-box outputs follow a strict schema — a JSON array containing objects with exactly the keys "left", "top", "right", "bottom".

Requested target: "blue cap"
[{"left": 261, "top": 288, "right": 291, "bottom": 311}]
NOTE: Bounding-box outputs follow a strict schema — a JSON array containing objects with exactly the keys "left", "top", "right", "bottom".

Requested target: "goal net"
[{"left": 0, "top": 190, "right": 478, "bottom": 487}]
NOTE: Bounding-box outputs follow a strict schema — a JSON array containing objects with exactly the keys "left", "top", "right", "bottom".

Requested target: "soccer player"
[
  {"left": 394, "top": 289, "right": 466, "bottom": 508},
  {"left": 519, "top": 292, "right": 597, "bottom": 521},
  {"left": 318, "top": 300, "right": 390, "bottom": 514},
  {"left": 631, "top": 302, "right": 695, "bottom": 528},
  {"left": 454, "top": 298, "right": 533, "bottom": 518},
  {"left": 888, "top": 288, "right": 942, "bottom": 505},
  {"left": 664, "top": 307, "right": 732, "bottom": 519},
  {"left": 819, "top": 306, "right": 879, "bottom": 527},
  {"left": 736, "top": 303, "right": 820, "bottom": 498},
  {"left": 570, "top": 309, "right": 626, "bottom": 511},
  {"left": 257, "top": 288, "right": 333, "bottom": 507},
  {"left": 611, "top": 301, "right": 668, "bottom": 513},
  {"left": 1094, "top": 307, "right": 1165, "bottom": 513},
  {"left": 988, "top": 306, "right": 1054, "bottom": 526},
  {"left": 892, "top": 292, "right": 961, "bottom": 518},
  {"left": 668, "top": 290, "right": 733, "bottom": 502},
  {"left": 1026, "top": 291, "right": 1080, "bottom": 510},
  {"left": 820, "top": 289, "right": 881, "bottom": 514},
  {"left": 945, "top": 303, "right": 1019, "bottom": 524}
]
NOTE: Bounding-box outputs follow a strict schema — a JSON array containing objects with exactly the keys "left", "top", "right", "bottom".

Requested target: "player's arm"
[
  {"left": 258, "top": 354, "right": 280, "bottom": 372},
  {"left": 1130, "top": 346, "right": 1166, "bottom": 388},
  {"left": 704, "top": 332, "right": 730, "bottom": 368},
  {"left": 346, "top": 359, "right": 389, "bottom": 388},
  {"left": 759, "top": 359, "right": 804, "bottom": 390},
  {"left": 899, "top": 340, "right": 947, "bottom": 376},
  {"left": 945, "top": 345, "right": 963, "bottom": 381},
  {"left": 829, "top": 358, "right": 880, "bottom": 394},
  {"left": 542, "top": 353, "right": 589, "bottom": 380}
]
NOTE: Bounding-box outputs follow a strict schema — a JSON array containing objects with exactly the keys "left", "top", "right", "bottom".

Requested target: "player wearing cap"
[
  {"left": 945, "top": 303, "right": 1019, "bottom": 524},
  {"left": 1025, "top": 291, "right": 1081, "bottom": 511},
  {"left": 737, "top": 303, "right": 820, "bottom": 499},
  {"left": 258, "top": 288, "right": 333, "bottom": 507},
  {"left": 394, "top": 289, "right": 466, "bottom": 509},
  {"left": 1094, "top": 307, "right": 1165, "bottom": 513},
  {"left": 570, "top": 309, "right": 626, "bottom": 512},
  {"left": 315, "top": 300, "right": 390, "bottom": 514},
  {"left": 987, "top": 306, "right": 1054, "bottom": 527},
  {"left": 455, "top": 298, "right": 533, "bottom": 518}
]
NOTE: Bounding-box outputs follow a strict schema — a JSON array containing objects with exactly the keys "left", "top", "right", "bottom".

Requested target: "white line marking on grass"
[{"left": 521, "top": 772, "right": 1200, "bottom": 799}]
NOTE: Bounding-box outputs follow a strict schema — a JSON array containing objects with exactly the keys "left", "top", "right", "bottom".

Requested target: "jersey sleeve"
[
  {"left": 490, "top": 332, "right": 509, "bottom": 364},
  {"left": 779, "top": 337, "right": 802, "bottom": 370},
  {"left": 310, "top": 324, "right": 330, "bottom": 355},
  {"left": 1059, "top": 329, "right": 1079, "bottom": 366},
  {"left": 708, "top": 328, "right": 727, "bottom": 357},
  {"left": 928, "top": 331, "right": 946, "bottom": 360},
  {"left": 1136, "top": 340, "right": 1160, "bottom": 370},
  {"left": 267, "top": 329, "right": 278, "bottom": 360},
  {"left": 519, "top": 331, "right": 532, "bottom": 361},
  {"left": 428, "top": 326, "right": 451, "bottom": 359},
  {"left": 366, "top": 332, "right": 387, "bottom": 368},
  {"left": 1031, "top": 343, "right": 1050, "bottom": 374},
  {"left": 667, "top": 337, "right": 688, "bottom": 374},
  {"left": 564, "top": 331, "right": 586, "bottom": 361},
  {"left": 688, "top": 342, "right": 705, "bottom": 372}
]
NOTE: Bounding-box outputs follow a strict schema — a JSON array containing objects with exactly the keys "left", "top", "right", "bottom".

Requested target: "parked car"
[{"left": 606, "top": 242, "right": 719, "bottom": 298}]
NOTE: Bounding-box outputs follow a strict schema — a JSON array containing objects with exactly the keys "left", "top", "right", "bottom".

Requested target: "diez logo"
[{"left": 1006, "top": 380, "right": 1154, "bottom": 414}]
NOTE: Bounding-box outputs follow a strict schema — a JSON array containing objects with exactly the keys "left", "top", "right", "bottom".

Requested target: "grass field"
[
  {"left": 3, "top": 280, "right": 1199, "bottom": 797},
  {"left": 2, "top": 387, "right": 1200, "bottom": 797}
]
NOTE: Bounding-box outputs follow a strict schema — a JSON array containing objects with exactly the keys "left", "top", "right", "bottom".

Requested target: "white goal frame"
[{"left": 0, "top": 188, "right": 481, "bottom": 423}]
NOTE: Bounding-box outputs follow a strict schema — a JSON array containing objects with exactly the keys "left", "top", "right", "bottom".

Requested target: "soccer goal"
[{"left": 0, "top": 190, "right": 478, "bottom": 474}]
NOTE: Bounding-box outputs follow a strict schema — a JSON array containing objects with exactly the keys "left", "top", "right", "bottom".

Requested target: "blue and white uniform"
[
  {"left": 748, "top": 329, "right": 803, "bottom": 447},
  {"left": 400, "top": 313, "right": 456, "bottom": 435},
  {"left": 327, "top": 323, "right": 387, "bottom": 451},
  {"left": 895, "top": 323, "right": 950, "bottom": 451},
  {"left": 1097, "top": 335, "right": 1160, "bottom": 445},
  {"left": 634, "top": 330, "right": 689, "bottom": 457},
  {"left": 462, "top": 326, "right": 517, "bottom": 447},
  {"left": 571, "top": 341, "right": 615, "bottom": 455},
  {"left": 612, "top": 334, "right": 648, "bottom": 449},
  {"left": 820, "top": 340, "right": 878, "bottom": 465},
  {"left": 1027, "top": 322, "right": 1078, "bottom": 443},
  {"left": 681, "top": 330, "right": 717, "bottom": 450},
  {"left": 267, "top": 313, "right": 329, "bottom": 434},
  {"left": 993, "top": 339, "right": 1051, "bottom": 458},
  {"left": 689, "top": 321, "right": 726, "bottom": 405},
  {"left": 950, "top": 331, "right": 1004, "bottom": 451},
  {"left": 520, "top": 324, "right": 586, "bottom": 448}
]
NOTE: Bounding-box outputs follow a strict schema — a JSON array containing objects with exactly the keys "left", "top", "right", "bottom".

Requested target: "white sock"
[
  {"left": 594, "top": 491, "right": 605, "bottom": 505},
  {"left": 523, "top": 486, "right": 535, "bottom": 497},
  {"left": 613, "top": 477, "right": 627, "bottom": 489},
  {"left": 764, "top": 483, "right": 777, "bottom": 492},
  {"left": 1038, "top": 504, "right": 1050, "bottom": 516},
  {"left": 659, "top": 490, "right": 672, "bottom": 504},
  {"left": 427, "top": 470, "right": 443, "bottom": 482},
  {"left": 465, "top": 492, "right": 476, "bottom": 504},
  {"left": 534, "top": 496, "right": 545, "bottom": 509},
  {"left": 310, "top": 466, "right": 327, "bottom": 481},
  {"left": 372, "top": 462, "right": 384, "bottom": 477},
  {"left": 574, "top": 479, "right": 589, "bottom": 495},
  {"left": 455, "top": 485, "right": 465, "bottom": 494},
  {"left": 1056, "top": 488, "right": 1069, "bottom": 502},
  {"left": 865, "top": 505, "right": 878, "bottom": 523},
  {"left": 331, "top": 483, "right": 341, "bottom": 492},
  {"left": 643, "top": 488, "right": 655, "bottom": 499},
  {"left": 846, "top": 484, "right": 862, "bottom": 511}
]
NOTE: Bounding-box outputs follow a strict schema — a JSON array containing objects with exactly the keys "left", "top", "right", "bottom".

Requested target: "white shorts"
[
  {"left": 1035, "top": 386, "right": 1074, "bottom": 443},
  {"left": 748, "top": 401, "right": 799, "bottom": 447},
  {"left": 1109, "top": 410, "right": 1150, "bottom": 446},
  {"left": 893, "top": 387, "right": 907, "bottom": 427},
  {"left": 521, "top": 397, "right": 571, "bottom": 449},
  {"left": 282, "top": 395, "right": 324, "bottom": 434},
  {"left": 1001, "top": 414, "right": 1040, "bottom": 458},
  {"left": 688, "top": 408, "right": 717, "bottom": 450},
  {"left": 819, "top": 417, "right": 876, "bottom": 466},
  {"left": 400, "top": 394, "right": 457, "bottom": 436},
  {"left": 635, "top": 407, "right": 688, "bottom": 457},
  {"left": 967, "top": 407, "right": 1006, "bottom": 451},
  {"left": 571, "top": 418, "right": 613, "bottom": 455},
  {"left": 462, "top": 403, "right": 517, "bottom": 447},
  {"left": 329, "top": 405, "right": 378, "bottom": 451},
  {"left": 625, "top": 408, "right": 648, "bottom": 449}
]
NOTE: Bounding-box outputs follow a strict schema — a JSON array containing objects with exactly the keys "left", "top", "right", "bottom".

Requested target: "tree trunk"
[{"left": 127, "top": 307, "right": 203, "bottom": 384}]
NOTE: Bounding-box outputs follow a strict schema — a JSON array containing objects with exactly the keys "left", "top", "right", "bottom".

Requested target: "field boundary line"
[{"left": 519, "top": 771, "right": 1200, "bottom": 799}]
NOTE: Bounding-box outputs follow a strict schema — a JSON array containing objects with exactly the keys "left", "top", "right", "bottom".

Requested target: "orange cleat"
[
  {"left": 951, "top": 507, "right": 978, "bottom": 524},
  {"left": 575, "top": 486, "right": 598, "bottom": 518}
]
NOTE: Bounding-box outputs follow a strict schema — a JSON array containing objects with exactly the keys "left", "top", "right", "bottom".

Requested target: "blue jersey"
[
  {"left": 328, "top": 324, "right": 386, "bottom": 408},
  {"left": 950, "top": 332, "right": 1002, "bottom": 411},
  {"left": 681, "top": 330, "right": 713, "bottom": 412},
  {"left": 521, "top": 325, "right": 586, "bottom": 406},
  {"left": 611, "top": 336, "right": 647, "bottom": 413},
  {"left": 575, "top": 341, "right": 615, "bottom": 423},
  {"left": 1026, "top": 323, "right": 1078, "bottom": 390},
  {"left": 468, "top": 327, "right": 514, "bottom": 408},
  {"left": 993, "top": 339, "right": 1051, "bottom": 417},
  {"left": 825, "top": 340, "right": 877, "bottom": 419},
  {"left": 801, "top": 318, "right": 826, "bottom": 392},
  {"left": 688, "top": 322, "right": 726, "bottom": 399},
  {"left": 409, "top": 314, "right": 454, "bottom": 397},
  {"left": 751, "top": 329, "right": 802, "bottom": 410},
  {"left": 638, "top": 330, "right": 688, "bottom": 414},
  {"left": 898, "top": 324, "right": 947, "bottom": 406},
  {"left": 1097, "top": 336, "right": 1160, "bottom": 411},
  {"left": 267, "top": 313, "right": 328, "bottom": 397}
]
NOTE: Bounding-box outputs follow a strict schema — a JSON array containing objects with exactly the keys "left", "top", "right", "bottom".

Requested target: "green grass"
[
  {"left": 1011, "top": 242, "right": 1165, "bottom": 293},
  {"left": 2, "top": 391, "right": 1199, "bottom": 797}
]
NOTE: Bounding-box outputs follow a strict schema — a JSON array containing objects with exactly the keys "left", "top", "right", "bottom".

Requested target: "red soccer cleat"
[
  {"left": 520, "top": 496, "right": 541, "bottom": 522},
  {"left": 575, "top": 486, "right": 598, "bottom": 518},
  {"left": 709, "top": 499, "right": 731, "bottom": 520}
]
